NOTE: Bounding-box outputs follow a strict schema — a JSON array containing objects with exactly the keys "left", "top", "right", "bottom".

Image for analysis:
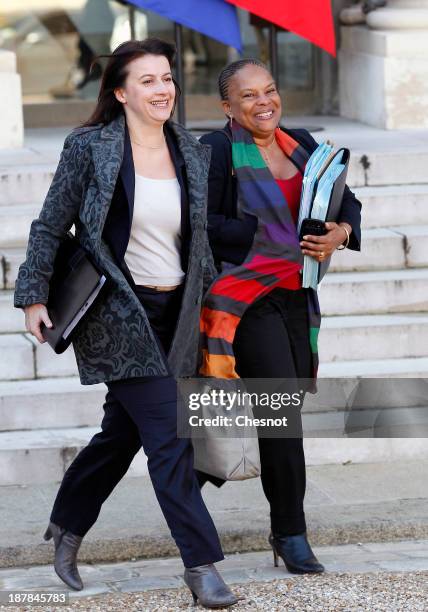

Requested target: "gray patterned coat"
[{"left": 14, "top": 114, "right": 217, "bottom": 385}]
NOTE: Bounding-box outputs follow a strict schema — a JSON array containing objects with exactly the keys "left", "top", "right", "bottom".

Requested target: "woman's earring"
[{"left": 229, "top": 115, "right": 233, "bottom": 129}]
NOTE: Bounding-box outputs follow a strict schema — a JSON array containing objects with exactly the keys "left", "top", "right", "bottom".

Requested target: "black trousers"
[
  {"left": 50, "top": 285, "right": 224, "bottom": 568},
  {"left": 197, "top": 287, "right": 311, "bottom": 537}
]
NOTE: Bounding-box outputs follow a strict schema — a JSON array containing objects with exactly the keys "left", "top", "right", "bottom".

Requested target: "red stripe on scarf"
[{"left": 210, "top": 276, "right": 269, "bottom": 303}]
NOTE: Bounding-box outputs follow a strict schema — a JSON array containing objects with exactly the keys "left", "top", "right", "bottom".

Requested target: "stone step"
[
  {"left": 399, "top": 225, "right": 428, "bottom": 268},
  {"left": 318, "top": 356, "right": 428, "bottom": 377},
  {"left": 320, "top": 313, "right": 428, "bottom": 362},
  {"left": 0, "top": 204, "right": 39, "bottom": 248},
  {"left": 20, "top": 313, "right": 428, "bottom": 380},
  {"left": 20, "top": 312, "right": 428, "bottom": 380},
  {"left": 355, "top": 149, "right": 428, "bottom": 188},
  {"left": 321, "top": 268, "right": 428, "bottom": 315},
  {"left": 0, "top": 332, "right": 78, "bottom": 381},
  {"left": 1, "top": 137, "right": 427, "bottom": 209},
  {"left": 315, "top": 119, "right": 428, "bottom": 186},
  {"left": 0, "top": 377, "right": 104, "bottom": 432},
  {"left": 0, "top": 186, "right": 427, "bottom": 267},
  {"left": 0, "top": 183, "right": 427, "bottom": 246},
  {"left": 0, "top": 292, "right": 25, "bottom": 333},
  {"left": 25, "top": 334, "right": 78, "bottom": 378},
  {"left": 2, "top": 312, "right": 428, "bottom": 426},
  {"left": 0, "top": 165, "right": 52, "bottom": 207},
  {"left": 2, "top": 303, "right": 428, "bottom": 382},
  {"left": 0, "top": 426, "right": 149, "bottom": 486},
  {"left": 0, "top": 334, "right": 34, "bottom": 381},
  {"left": 2, "top": 310, "right": 428, "bottom": 382},
  {"left": 331, "top": 225, "right": 428, "bottom": 272},
  {"left": 330, "top": 227, "right": 404, "bottom": 272},
  {"left": 2, "top": 225, "right": 428, "bottom": 293},
  {"left": 2, "top": 182, "right": 428, "bottom": 242},
  {"left": 1, "top": 424, "right": 427, "bottom": 486},
  {"left": 356, "top": 185, "right": 428, "bottom": 229},
  {"left": 1, "top": 247, "right": 23, "bottom": 290}
]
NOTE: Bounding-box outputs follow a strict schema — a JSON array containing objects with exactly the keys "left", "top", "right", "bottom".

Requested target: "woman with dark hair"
[
  {"left": 198, "top": 59, "right": 361, "bottom": 574},
  {"left": 14, "top": 39, "right": 238, "bottom": 609}
]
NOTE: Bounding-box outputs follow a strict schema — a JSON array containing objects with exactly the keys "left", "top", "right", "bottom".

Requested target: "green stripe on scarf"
[
  {"left": 232, "top": 142, "right": 266, "bottom": 169},
  {"left": 309, "top": 326, "right": 319, "bottom": 355}
]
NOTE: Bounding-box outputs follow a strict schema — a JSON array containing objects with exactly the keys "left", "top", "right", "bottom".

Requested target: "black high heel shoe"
[
  {"left": 44, "top": 522, "right": 84, "bottom": 591},
  {"left": 269, "top": 532, "right": 325, "bottom": 574},
  {"left": 183, "top": 563, "right": 238, "bottom": 609}
]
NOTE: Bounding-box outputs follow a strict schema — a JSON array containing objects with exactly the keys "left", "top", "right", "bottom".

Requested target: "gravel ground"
[{"left": 2, "top": 571, "right": 426, "bottom": 612}]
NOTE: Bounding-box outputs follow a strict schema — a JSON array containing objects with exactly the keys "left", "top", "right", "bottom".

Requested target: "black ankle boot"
[
  {"left": 184, "top": 564, "right": 238, "bottom": 609},
  {"left": 269, "top": 532, "right": 325, "bottom": 574},
  {"left": 44, "top": 522, "right": 84, "bottom": 590}
]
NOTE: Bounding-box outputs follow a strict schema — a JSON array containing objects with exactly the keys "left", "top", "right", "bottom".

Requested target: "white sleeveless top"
[{"left": 124, "top": 174, "right": 185, "bottom": 286}]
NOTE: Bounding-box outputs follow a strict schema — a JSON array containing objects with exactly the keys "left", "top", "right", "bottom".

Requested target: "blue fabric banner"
[{"left": 125, "top": 0, "right": 242, "bottom": 51}]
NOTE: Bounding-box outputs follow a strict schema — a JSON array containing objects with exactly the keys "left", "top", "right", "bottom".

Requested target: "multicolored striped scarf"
[{"left": 200, "top": 120, "right": 321, "bottom": 380}]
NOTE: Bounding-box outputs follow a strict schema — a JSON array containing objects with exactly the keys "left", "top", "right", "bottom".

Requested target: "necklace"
[
  {"left": 131, "top": 136, "right": 166, "bottom": 150},
  {"left": 257, "top": 136, "right": 277, "bottom": 165}
]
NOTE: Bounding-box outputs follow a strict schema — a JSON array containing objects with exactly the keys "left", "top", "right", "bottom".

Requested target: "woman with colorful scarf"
[{"left": 198, "top": 59, "right": 362, "bottom": 574}]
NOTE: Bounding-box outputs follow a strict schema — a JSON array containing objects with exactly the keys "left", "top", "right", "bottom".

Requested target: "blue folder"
[{"left": 297, "top": 146, "right": 350, "bottom": 289}]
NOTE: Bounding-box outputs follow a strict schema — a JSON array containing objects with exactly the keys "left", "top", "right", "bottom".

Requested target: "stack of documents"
[{"left": 297, "top": 143, "right": 349, "bottom": 290}]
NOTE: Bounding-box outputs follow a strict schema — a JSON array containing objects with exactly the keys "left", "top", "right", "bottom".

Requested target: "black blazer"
[
  {"left": 200, "top": 125, "right": 362, "bottom": 266},
  {"left": 102, "top": 121, "right": 191, "bottom": 284}
]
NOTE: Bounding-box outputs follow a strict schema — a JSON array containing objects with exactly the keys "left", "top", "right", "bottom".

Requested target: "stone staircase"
[{"left": 1, "top": 131, "right": 428, "bottom": 486}]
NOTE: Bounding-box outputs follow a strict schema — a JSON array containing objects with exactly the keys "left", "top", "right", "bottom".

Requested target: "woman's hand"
[
  {"left": 300, "top": 222, "right": 351, "bottom": 263},
  {"left": 24, "top": 304, "right": 53, "bottom": 344}
]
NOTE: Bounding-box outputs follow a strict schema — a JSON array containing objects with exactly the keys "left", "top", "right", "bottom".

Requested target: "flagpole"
[
  {"left": 268, "top": 23, "right": 279, "bottom": 88},
  {"left": 129, "top": 6, "right": 136, "bottom": 40},
  {"left": 174, "top": 22, "right": 186, "bottom": 126}
]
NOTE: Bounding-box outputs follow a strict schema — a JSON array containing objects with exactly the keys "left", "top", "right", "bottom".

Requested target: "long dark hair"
[{"left": 82, "top": 38, "right": 180, "bottom": 126}]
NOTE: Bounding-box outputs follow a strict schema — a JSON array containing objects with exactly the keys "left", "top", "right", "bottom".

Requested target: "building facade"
[{"left": 0, "top": 0, "right": 348, "bottom": 127}]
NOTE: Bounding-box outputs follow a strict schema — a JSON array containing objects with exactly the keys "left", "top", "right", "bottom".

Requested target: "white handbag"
[
  {"left": 179, "top": 379, "right": 261, "bottom": 481},
  {"left": 192, "top": 435, "right": 261, "bottom": 481}
]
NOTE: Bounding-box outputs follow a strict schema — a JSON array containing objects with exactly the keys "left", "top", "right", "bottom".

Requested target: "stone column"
[
  {"left": 0, "top": 50, "right": 24, "bottom": 148},
  {"left": 366, "top": 0, "right": 428, "bottom": 29},
  {"left": 339, "top": 1, "right": 428, "bottom": 129}
]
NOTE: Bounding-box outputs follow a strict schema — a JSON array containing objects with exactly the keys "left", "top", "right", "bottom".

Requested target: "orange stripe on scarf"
[
  {"left": 199, "top": 350, "right": 238, "bottom": 379},
  {"left": 275, "top": 127, "right": 299, "bottom": 158},
  {"left": 200, "top": 307, "right": 241, "bottom": 343}
]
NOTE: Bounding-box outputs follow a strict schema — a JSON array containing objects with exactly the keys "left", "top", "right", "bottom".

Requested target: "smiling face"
[
  {"left": 114, "top": 54, "right": 176, "bottom": 126},
  {"left": 222, "top": 64, "right": 282, "bottom": 137}
]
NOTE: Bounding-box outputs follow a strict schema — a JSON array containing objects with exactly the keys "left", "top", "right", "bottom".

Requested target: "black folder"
[
  {"left": 313, "top": 148, "right": 350, "bottom": 282},
  {"left": 42, "top": 233, "right": 107, "bottom": 354}
]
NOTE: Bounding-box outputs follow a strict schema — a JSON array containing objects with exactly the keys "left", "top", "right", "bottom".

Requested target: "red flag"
[{"left": 226, "top": 0, "right": 336, "bottom": 56}]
